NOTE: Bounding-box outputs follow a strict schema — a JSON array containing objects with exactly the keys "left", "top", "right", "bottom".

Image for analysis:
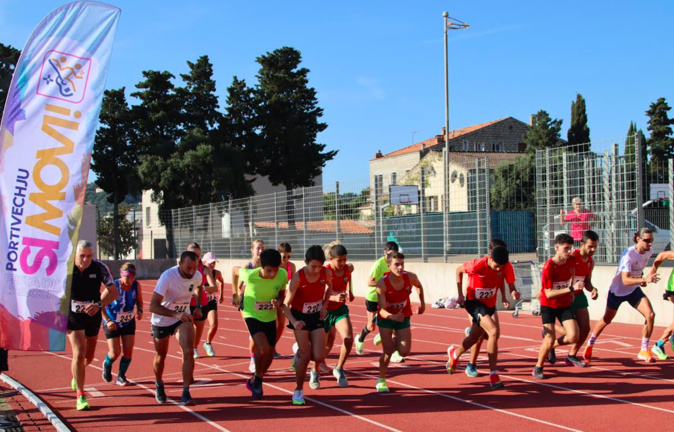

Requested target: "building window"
[
  {"left": 426, "top": 196, "right": 438, "bottom": 212},
  {"left": 391, "top": 172, "right": 397, "bottom": 186},
  {"left": 462, "top": 140, "right": 470, "bottom": 151},
  {"left": 478, "top": 143, "right": 486, "bottom": 151},
  {"left": 145, "top": 207, "right": 151, "bottom": 226},
  {"left": 494, "top": 143, "right": 503, "bottom": 152}
]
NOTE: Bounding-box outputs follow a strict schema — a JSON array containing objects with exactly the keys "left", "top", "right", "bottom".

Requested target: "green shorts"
[
  {"left": 377, "top": 316, "right": 411, "bottom": 331},
  {"left": 324, "top": 304, "right": 349, "bottom": 332},
  {"left": 571, "top": 291, "right": 589, "bottom": 310}
]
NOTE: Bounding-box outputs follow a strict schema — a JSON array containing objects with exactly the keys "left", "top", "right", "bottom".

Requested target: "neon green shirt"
[
  {"left": 667, "top": 268, "right": 674, "bottom": 293},
  {"left": 240, "top": 267, "right": 287, "bottom": 322},
  {"left": 366, "top": 256, "right": 389, "bottom": 302}
]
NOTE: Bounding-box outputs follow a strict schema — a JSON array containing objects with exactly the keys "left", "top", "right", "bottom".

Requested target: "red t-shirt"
[
  {"left": 540, "top": 256, "right": 576, "bottom": 308},
  {"left": 464, "top": 257, "right": 516, "bottom": 308},
  {"left": 564, "top": 209, "right": 595, "bottom": 241},
  {"left": 326, "top": 264, "right": 351, "bottom": 311},
  {"left": 291, "top": 267, "right": 327, "bottom": 314},
  {"left": 572, "top": 249, "right": 594, "bottom": 293},
  {"left": 190, "top": 262, "right": 209, "bottom": 307},
  {"left": 377, "top": 272, "right": 413, "bottom": 320}
]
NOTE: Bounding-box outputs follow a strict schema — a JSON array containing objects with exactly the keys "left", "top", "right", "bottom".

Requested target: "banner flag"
[{"left": 0, "top": 2, "right": 121, "bottom": 350}]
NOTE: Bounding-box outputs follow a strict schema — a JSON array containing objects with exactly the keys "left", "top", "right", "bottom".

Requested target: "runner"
[
  {"left": 186, "top": 243, "right": 217, "bottom": 359},
  {"left": 545, "top": 230, "right": 599, "bottom": 366},
  {"left": 275, "top": 242, "right": 296, "bottom": 357},
  {"left": 355, "top": 241, "right": 402, "bottom": 363},
  {"left": 101, "top": 262, "right": 143, "bottom": 387},
  {"left": 283, "top": 245, "right": 333, "bottom": 405},
  {"left": 583, "top": 228, "right": 660, "bottom": 363},
  {"left": 375, "top": 251, "right": 425, "bottom": 392},
  {"left": 67, "top": 240, "right": 117, "bottom": 410},
  {"left": 150, "top": 251, "right": 203, "bottom": 406},
  {"left": 447, "top": 244, "right": 519, "bottom": 389},
  {"left": 312, "top": 241, "right": 355, "bottom": 388},
  {"left": 201, "top": 252, "right": 223, "bottom": 357},
  {"left": 647, "top": 250, "right": 674, "bottom": 359},
  {"left": 232, "top": 239, "right": 265, "bottom": 372},
  {"left": 239, "top": 249, "right": 287, "bottom": 399},
  {"left": 532, "top": 233, "right": 582, "bottom": 379}
]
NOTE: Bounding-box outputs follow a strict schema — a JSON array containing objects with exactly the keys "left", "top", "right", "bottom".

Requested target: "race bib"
[
  {"left": 302, "top": 300, "right": 322, "bottom": 314},
  {"left": 388, "top": 300, "right": 407, "bottom": 310},
  {"left": 255, "top": 301, "right": 275, "bottom": 311},
  {"left": 207, "top": 293, "right": 217, "bottom": 302},
  {"left": 115, "top": 311, "right": 134, "bottom": 324},
  {"left": 170, "top": 301, "right": 189, "bottom": 314},
  {"left": 71, "top": 300, "right": 92, "bottom": 313},
  {"left": 553, "top": 281, "right": 570, "bottom": 290},
  {"left": 475, "top": 288, "right": 496, "bottom": 299}
]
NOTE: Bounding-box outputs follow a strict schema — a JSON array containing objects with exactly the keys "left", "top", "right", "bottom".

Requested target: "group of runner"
[{"left": 65, "top": 227, "right": 674, "bottom": 409}]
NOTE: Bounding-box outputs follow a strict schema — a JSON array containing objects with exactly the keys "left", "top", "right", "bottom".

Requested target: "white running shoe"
[
  {"left": 203, "top": 342, "right": 215, "bottom": 357},
  {"left": 309, "top": 370, "right": 320, "bottom": 390},
  {"left": 248, "top": 357, "right": 256, "bottom": 373},
  {"left": 373, "top": 333, "right": 382, "bottom": 346},
  {"left": 193, "top": 348, "right": 199, "bottom": 359}
]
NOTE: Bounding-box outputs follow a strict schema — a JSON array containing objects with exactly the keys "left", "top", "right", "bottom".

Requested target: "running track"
[{"left": 4, "top": 280, "right": 674, "bottom": 432}]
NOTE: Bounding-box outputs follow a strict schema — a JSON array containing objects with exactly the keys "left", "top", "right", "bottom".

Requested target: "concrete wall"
[{"left": 101, "top": 259, "right": 177, "bottom": 280}]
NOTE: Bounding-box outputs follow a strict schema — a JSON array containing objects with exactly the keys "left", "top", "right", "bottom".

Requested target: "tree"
[
  {"left": 250, "top": 47, "right": 337, "bottom": 224},
  {"left": 92, "top": 88, "right": 138, "bottom": 259},
  {"left": 567, "top": 93, "right": 590, "bottom": 152},
  {"left": 490, "top": 154, "right": 536, "bottom": 211},
  {"left": 523, "top": 110, "right": 563, "bottom": 153},
  {"left": 97, "top": 204, "right": 137, "bottom": 258},
  {"left": 178, "top": 55, "right": 223, "bottom": 131},
  {"left": 0, "top": 43, "right": 21, "bottom": 121},
  {"left": 222, "top": 76, "right": 258, "bottom": 172},
  {"left": 645, "top": 97, "right": 674, "bottom": 168}
]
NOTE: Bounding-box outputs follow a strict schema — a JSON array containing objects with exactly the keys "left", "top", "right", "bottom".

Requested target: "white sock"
[
  {"left": 490, "top": 370, "right": 498, "bottom": 376},
  {"left": 588, "top": 333, "right": 597, "bottom": 346},
  {"left": 641, "top": 338, "right": 649, "bottom": 351}
]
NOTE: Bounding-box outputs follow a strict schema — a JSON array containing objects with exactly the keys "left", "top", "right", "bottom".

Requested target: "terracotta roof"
[
  {"left": 371, "top": 118, "right": 510, "bottom": 161},
  {"left": 255, "top": 220, "right": 374, "bottom": 235}
]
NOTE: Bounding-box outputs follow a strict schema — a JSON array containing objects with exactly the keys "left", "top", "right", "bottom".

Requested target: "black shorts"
[
  {"left": 245, "top": 318, "right": 277, "bottom": 346},
  {"left": 464, "top": 299, "right": 497, "bottom": 324},
  {"left": 103, "top": 320, "right": 136, "bottom": 339},
  {"left": 67, "top": 311, "right": 102, "bottom": 337},
  {"left": 190, "top": 300, "right": 216, "bottom": 322},
  {"left": 365, "top": 300, "right": 379, "bottom": 313},
  {"left": 287, "top": 309, "right": 324, "bottom": 332},
  {"left": 540, "top": 305, "right": 575, "bottom": 325},
  {"left": 151, "top": 320, "right": 184, "bottom": 339},
  {"left": 607, "top": 288, "right": 646, "bottom": 310}
]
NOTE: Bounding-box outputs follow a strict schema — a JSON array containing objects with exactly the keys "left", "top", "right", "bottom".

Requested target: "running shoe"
[
  {"left": 292, "top": 351, "right": 298, "bottom": 372},
  {"left": 115, "top": 375, "right": 129, "bottom": 387},
  {"left": 546, "top": 348, "right": 557, "bottom": 364},
  {"left": 670, "top": 336, "right": 674, "bottom": 353},
  {"left": 390, "top": 351, "right": 405, "bottom": 363},
  {"left": 71, "top": 378, "right": 76, "bottom": 391},
  {"left": 333, "top": 368, "right": 348, "bottom": 387},
  {"left": 376, "top": 378, "right": 389, "bottom": 392},
  {"left": 155, "top": 382, "right": 167, "bottom": 404},
  {"left": 292, "top": 390, "right": 305, "bottom": 405},
  {"left": 102, "top": 361, "right": 112, "bottom": 383},
  {"left": 637, "top": 350, "right": 656, "bottom": 363},
  {"left": 464, "top": 327, "right": 472, "bottom": 337},
  {"left": 246, "top": 377, "right": 263, "bottom": 400},
  {"left": 651, "top": 344, "right": 668, "bottom": 360},
  {"left": 309, "top": 370, "right": 320, "bottom": 390},
  {"left": 373, "top": 333, "right": 382, "bottom": 346},
  {"left": 181, "top": 389, "right": 195, "bottom": 406},
  {"left": 193, "top": 348, "right": 199, "bottom": 359},
  {"left": 354, "top": 334, "right": 364, "bottom": 355},
  {"left": 446, "top": 346, "right": 458, "bottom": 374},
  {"left": 203, "top": 342, "right": 215, "bottom": 357},
  {"left": 76, "top": 395, "right": 90, "bottom": 411},
  {"left": 532, "top": 366, "right": 544, "bottom": 379},
  {"left": 565, "top": 355, "right": 587, "bottom": 368},
  {"left": 274, "top": 351, "right": 281, "bottom": 359},
  {"left": 583, "top": 345, "right": 593, "bottom": 363},
  {"left": 319, "top": 362, "right": 332, "bottom": 374},
  {"left": 465, "top": 363, "right": 478, "bottom": 378},
  {"left": 489, "top": 373, "right": 504, "bottom": 390},
  {"left": 249, "top": 357, "right": 256, "bottom": 374}
]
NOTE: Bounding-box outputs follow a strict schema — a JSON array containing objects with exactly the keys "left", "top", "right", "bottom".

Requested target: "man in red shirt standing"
[
  {"left": 447, "top": 245, "right": 520, "bottom": 389},
  {"left": 559, "top": 197, "right": 595, "bottom": 245},
  {"left": 533, "top": 234, "right": 583, "bottom": 379}
]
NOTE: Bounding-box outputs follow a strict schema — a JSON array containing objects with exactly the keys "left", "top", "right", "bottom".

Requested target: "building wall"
[
  {"left": 369, "top": 152, "right": 421, "bottom": 197},
  {"left": 447, "top": 117, "right": 528, "bottom": 152},
  {"left": 141, "top": 190, "right": 168, "bottom": 259}
]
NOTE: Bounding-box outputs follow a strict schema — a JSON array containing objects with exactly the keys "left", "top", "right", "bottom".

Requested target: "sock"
[
  {"left": 77, "top": 390, "right": 85, "bottom": 398},
  {"left": 119, "top": 356, "right": 131, "bottom": 377},
  {"left": 490, "top": 370, "right": 498, "bottom": 376},
  {"left": 588, "top": 334, "right": 597, "bottom": 346},
  {"left": 359, "top": 327, "right": 371, "bottom": 341},
  {"left": 182, "top": 385, "right": 190, "bottom": 396},
  {"left": 104, "top": 353, "right": 116, "bottom": 367},
  {"left": 656, "top": 340, "right": 664, "bottom": 348},
  {"left": 641, "top": 338, "right": 649, "bottom": 351}
]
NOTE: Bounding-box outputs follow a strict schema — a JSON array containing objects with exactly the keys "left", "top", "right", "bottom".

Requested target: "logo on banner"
[{"left": 37, "top": 50, "right": 92, "bottom": 103}]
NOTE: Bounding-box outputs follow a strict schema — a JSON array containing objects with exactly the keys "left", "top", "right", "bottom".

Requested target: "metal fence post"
[
  {"left": 562, "top": 150, "right": 569, "bottom": 210},
  {"left": 274, "top": 192, "right": 278, "bottom": 247},
  {"left": 670, "top": 159, "right": 673, "bottom": 250},
  {"left": 443, "top": 148, "right": 449, "bottom": 263},
  {"left": 420, "top": 167, "right": 426, "bottom": 262},
  {"left": 228, "top": 199, "right": 233, "bottom": 259},
  {"left": 302, "top": 187, "right": 307, "bottom": 252},
  {"left": 374, "top": 180, "right": 380, "bottom": 256},
  {"left": 636, "top": 133, "right": 645, "bottom": 228},
  {"left": 209, "top": 203, "right": 214, "bottom": 253},
  {"left": 485, "top": 157, "right": 491, "bottom": 249},
  {"left": 249, "top": 197, "right": 254, "bottom": 245},
  {"left": 335, "top": 181, "right": 341, "bottom": 241},
  {"left": 476, "top": 159, "right": 483, "bottom": 256},
  {"left": 545, "top": 149, "right": 553, "bottom": 258}
]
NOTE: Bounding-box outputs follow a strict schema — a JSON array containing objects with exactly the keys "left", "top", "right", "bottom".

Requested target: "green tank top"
[
  {"left": 240, "top": 267, "right": 288, "bottom": 322},
  {"left": 366, "top": 256, "right": 389, "bottom": 302}
]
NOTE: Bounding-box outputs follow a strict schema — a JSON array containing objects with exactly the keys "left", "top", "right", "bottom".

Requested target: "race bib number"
[
  {"left": 170, "top": 301, "right": 189, "bottom": 314},
  {"left": 388, "top": 300, "right": 407, "bottom": 310},
  {"left": 475, "top": 288, "right": 496, "bottom": 299},
  {"left": 207, "top": 293, "right": 217, "bottom": 302},
  {"left": 302, "top": 300, "right": 322, "bottom": 314},
  {"left": 553, "top": 281, "right": 570, "bottom": 290},
  {"left": 71, "top": 300, "right": 92, "bottom": 313},
  {"left": 255, "top": 302, "right": 275, "bottom": 311},
  {"left": 115, "top": 311, "right": 134, "bottom": 324}
]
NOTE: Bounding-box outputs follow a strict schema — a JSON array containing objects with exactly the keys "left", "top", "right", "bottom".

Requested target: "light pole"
[{"left": 442, "top": 11, "right": 468, "bottom": 262}]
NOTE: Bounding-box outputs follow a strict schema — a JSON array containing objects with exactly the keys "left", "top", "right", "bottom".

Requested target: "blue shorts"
[{"left": 607, "top": 287, "right": 646, "bottom": 310}]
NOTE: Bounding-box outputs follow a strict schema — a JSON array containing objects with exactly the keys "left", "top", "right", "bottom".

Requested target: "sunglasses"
[{"left": 640, "top": 238, "right": 654, "bottom": 244}]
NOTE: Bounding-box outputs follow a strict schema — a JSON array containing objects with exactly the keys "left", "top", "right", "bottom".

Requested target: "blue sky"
[{"left": 1, "top": 1, "right": 673, "bottom": 187}]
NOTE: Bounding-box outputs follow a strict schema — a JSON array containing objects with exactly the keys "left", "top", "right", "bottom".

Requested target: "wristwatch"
[{"left": 96, "top": 302, "right": 103, "bottom": 308}]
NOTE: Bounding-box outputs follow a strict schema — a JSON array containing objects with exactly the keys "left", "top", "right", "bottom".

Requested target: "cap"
[{"left": 202, "top": 252, "right": 218, "bottom": 264}]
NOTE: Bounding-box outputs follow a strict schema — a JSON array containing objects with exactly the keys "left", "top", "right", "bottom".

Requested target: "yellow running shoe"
[
  {"left": 376, "top": 378, "right": 389, "bottom": 393},
  {"left": 76, "top": 395, "right": 90, "bottom": 411}
]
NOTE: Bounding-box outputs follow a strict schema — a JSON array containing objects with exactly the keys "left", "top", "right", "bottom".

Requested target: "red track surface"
[{"left": 5, "top": 280, "right": 674, "bottom": 432}]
